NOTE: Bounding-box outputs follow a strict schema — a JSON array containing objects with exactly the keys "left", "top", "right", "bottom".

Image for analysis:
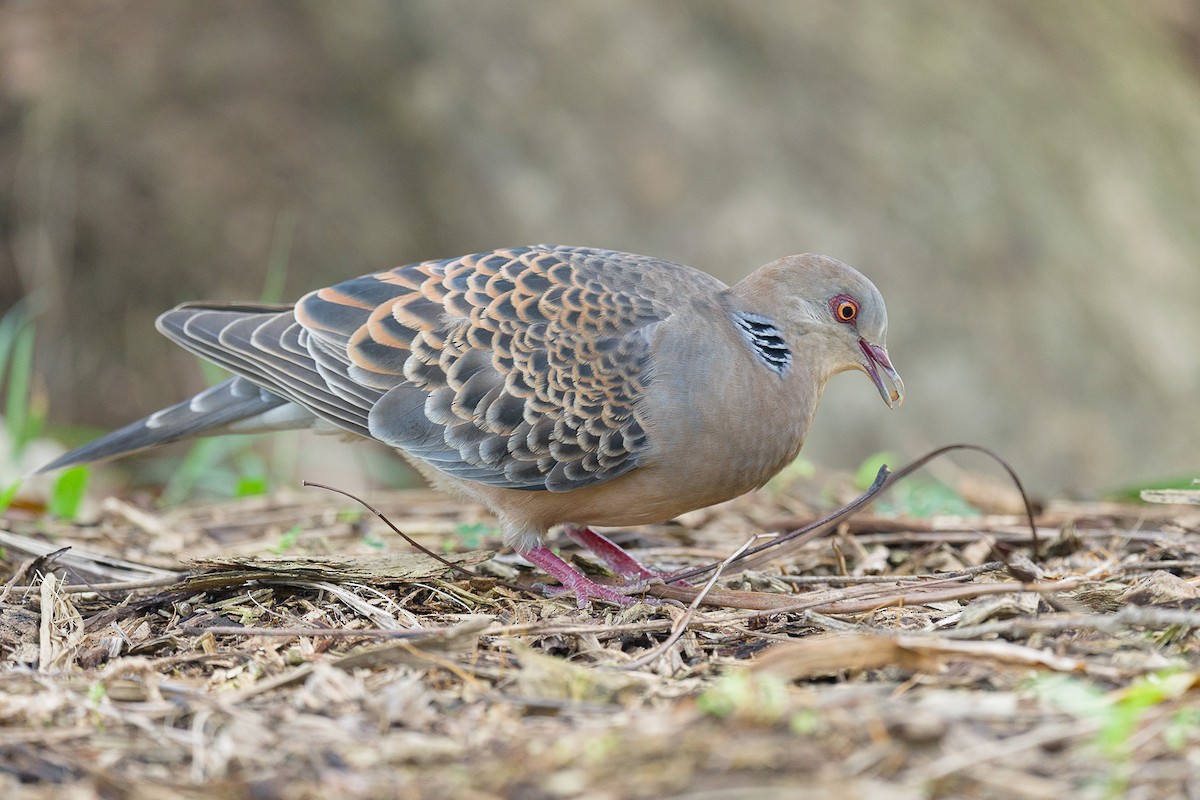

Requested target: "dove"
[{"left": 39, "top": 246, "right": 903, "bottom": 606}]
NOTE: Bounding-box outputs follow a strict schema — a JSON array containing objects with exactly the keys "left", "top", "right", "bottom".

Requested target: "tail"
[{"left": 35, "top": 376, "right": 294, "bottom": 473}]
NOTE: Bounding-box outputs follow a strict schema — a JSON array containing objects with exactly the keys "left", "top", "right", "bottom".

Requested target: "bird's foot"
[
  {"left": 536, "top": 578, "right": 657, "bottom": 608},
  {"left": 522, "top": 545, "right": 657, "bottom": 608},
  {"left": 562, "top": 525, "right": 691, "bottom": 586}
]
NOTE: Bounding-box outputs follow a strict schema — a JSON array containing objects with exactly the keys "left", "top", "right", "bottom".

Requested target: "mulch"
[{"left": 2, "top": 475, "right": 1199, "bottom": 799}]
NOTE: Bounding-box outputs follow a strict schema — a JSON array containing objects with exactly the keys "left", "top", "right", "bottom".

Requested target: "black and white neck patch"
[{"left": 731, "top": 312, "right": 791, "bottom": 376}]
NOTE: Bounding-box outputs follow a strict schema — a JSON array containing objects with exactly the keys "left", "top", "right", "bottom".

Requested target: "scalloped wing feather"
[
  {"left": 295, "top": 246, "right": 705, "bottom": 491},
  {"left": 157, "top": 247, "right": 723, "bottom": 492}
]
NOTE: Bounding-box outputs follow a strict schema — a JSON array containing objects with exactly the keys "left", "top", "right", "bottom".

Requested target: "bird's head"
[{"left": 737, "top": 254, "right": 904, "bottom": 408}]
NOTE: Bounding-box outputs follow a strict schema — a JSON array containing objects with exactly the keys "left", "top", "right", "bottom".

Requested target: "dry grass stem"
[{"left": 3, "top": 482, "right": 1199, "bottom": 796}]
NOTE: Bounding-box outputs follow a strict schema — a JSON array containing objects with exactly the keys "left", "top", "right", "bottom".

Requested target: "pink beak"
[{"left": 859, "top": 339, "right": 904, "bottom": 408}]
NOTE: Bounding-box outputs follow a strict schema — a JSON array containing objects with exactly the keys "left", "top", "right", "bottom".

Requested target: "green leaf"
[
  {"left": 765, "top": 454, "right": 815, "bottom": 493},
  {"left": 269, "top": 524, "right": 303, "bottom": 554},
  {"left": 161, "top": 438, "right": 230, "bottom": 506},
  {"left": 855, "top": 451, "right": 897, "bottom": 491},
  {"left": 789, "top": 709, "right": 820, "bottom": 735},
  {"left": 1165, "top": 709, "right": 1200, "bottom": 752},
  {"left": 235, "top": 475, "right": 269, "bottom": 497},
  {"left": 2, "top": 317, "right": 43, "bottom": 458},
  {"left": 451, "top": 521, "right": 498, "bottom": 549},
  {"left": 855, "top": 451, "right": 979, "bottom": 518},
  {"left": 0, "top": 480, "right": 20, "bottom": 515},
  {"left": 1106, "top": 474, "right": 1200, "bottom": 503},
  {"left": 0, "top": 297, "right": 38, "bottom": 392},
  {"left": 1025, "top": 673, "right": 1106, "bottom": 717},
  {"left": 50, "top": 466, "right": 89, "bottom": 519},
  {"left": 696, "top": 671, "right": 789, "bottom": 723},
  {"left": 161, "top": 436, "right": 268, "bottom": 505},
  {"left": 891, "top": 480, "right": 979, "bottom": 518}
]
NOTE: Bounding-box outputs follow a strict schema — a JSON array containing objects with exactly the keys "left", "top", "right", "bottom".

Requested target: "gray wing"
[
  {"left": 58, "top": 246, "right": 719, "bottom": 491},
  {"left": 293, "top": 246, "right": 706, "bottom": 491}
]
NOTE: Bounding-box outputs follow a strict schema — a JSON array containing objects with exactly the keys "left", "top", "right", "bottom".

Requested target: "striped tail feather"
[{"left": 35, "top": 377, "right": 294, "bottom": 473}]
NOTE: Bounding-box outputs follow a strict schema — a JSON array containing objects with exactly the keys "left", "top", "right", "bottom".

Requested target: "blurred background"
[{"left": 2, "top": 0, "right": 1198, "bottom": 506}]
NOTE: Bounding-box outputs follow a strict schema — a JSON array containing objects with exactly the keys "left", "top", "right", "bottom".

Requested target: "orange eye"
[{"left": 831, "top": 295, "right": 859, "bottom": 324}]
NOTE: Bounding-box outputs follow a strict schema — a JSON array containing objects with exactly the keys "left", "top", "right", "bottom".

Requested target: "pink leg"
[
  {"left": 521, "top": 545, "right": 654, "bottom": 608},
  {"left": 563, "top": 525, "right": 688, "bottom": 585}
]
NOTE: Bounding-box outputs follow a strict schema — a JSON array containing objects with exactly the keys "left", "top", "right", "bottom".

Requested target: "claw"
[
  {"left": 536, "top": 578, "right": 659, "bottom": 608},
  {"left": 523, "top": 545, "right": 657, "bottom": 608}
]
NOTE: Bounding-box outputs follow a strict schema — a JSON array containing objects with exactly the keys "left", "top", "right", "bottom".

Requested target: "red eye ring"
[{"left": 830, "top": 295, "right": 859, "bottom": 324}]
